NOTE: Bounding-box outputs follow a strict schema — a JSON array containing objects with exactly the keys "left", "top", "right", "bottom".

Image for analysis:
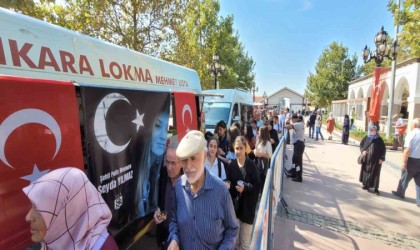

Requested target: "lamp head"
[
  {"left": 374, "top": 26, "right": 388, "bottom": 46},
  {"left": 362, "top": 45, "right": 370, "bottom": 61}
]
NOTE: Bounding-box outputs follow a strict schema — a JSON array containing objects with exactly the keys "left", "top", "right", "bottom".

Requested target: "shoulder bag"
[{"left": 357, "top": 139, "right": 374, "bottom": 165}]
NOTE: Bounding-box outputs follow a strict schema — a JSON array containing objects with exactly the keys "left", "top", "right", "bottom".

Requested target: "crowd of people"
[
  {"left": 156, "top": 108, "right": 420, "bottom": 250},
  {"left": 22, "top": 106, "right": 419, "bottom": 250},
  {"left": 153, "top": 107, "right": 301, "bottom": 249}
]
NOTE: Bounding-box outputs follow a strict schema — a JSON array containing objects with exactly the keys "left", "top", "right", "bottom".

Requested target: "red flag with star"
[
  {"left": 173, "top": 91, "right": 198, "bottom": 140},
  {"left": 369, "top": 67, "right": 389, "bottom": 123},
  {"left": 0, "top": 75, "right": 83, "bottom": 250}
]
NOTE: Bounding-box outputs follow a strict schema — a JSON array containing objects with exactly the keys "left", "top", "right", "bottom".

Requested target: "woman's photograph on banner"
[{"left": 136, "top": 99, "right": 170, "bottom": 218}]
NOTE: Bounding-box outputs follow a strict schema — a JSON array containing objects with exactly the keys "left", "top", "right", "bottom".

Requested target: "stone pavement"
[{"left": 273, "top": 127, "right": 420, "bottom": 250}]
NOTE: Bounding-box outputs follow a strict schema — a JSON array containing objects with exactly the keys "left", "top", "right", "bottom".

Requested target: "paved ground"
[{"left": 274, "top": 127, "right": 420, "bottom": 250}]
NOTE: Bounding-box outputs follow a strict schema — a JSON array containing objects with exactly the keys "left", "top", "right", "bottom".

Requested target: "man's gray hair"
[{"left": 413, "top": 118, "right": 420, "bottom": 128}]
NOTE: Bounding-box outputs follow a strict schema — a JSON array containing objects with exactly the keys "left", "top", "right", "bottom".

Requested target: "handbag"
[
  {"left": 357, "top": 139, "right": 374, "bottom": 165},
  {"left": 397, "top": 126, "right": 406, "bottom": 135},
  {"left": 255, "top": 158, "right": 265, "bottom": 175},
  {"left": 357, "top": 155, "right": 367, "bottom": 165},
  {"left": 343, "top": 128, "right": 349, "bottom": 136}
]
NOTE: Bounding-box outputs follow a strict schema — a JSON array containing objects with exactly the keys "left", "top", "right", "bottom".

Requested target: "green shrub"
[
  {"left": 332, "top": 122, "right": 394, "bottom": 145},
  {"left": 350, "top": 128, "right": 367, "bottom": 140},
  {"left": 380, "top": 134, "right": 394, "bottom": 145}
]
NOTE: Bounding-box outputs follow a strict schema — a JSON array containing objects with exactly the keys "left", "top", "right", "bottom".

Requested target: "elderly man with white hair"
[
  {"left": 392, "top": 118, "right": 420, "bottom": 207},
  {"left": 167, "top": 130, "right": 238, "bottom": 250}
]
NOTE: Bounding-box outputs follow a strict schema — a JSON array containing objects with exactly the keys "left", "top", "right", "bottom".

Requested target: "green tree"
[
  {"left": 1, "top": 0, "right": 256, "bottom": 90},
  {"left": 0, "top": 0, "right": 52, "bottom": 18},
  {"left": 305, "top": 42, "right": 360, "bottom": 107},
  {"left": 59, "top": 0, "right": 187, "bottom": 57},
  {"left": 1, "top": 0, "right": 188, "bottom": 57},
  {"left": 164, "top": 0, "right": 255, "bottom": 90},
  {"left": 212, "top": 15, "right": 255, "bottom": 90},
  {"left": 389, "top": 0, "right": 420, "bottom": 58}
]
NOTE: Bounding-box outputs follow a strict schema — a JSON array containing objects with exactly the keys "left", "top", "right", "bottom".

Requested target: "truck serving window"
[{"left": 203, "top": 102, "right": 231, "bottom": 129}]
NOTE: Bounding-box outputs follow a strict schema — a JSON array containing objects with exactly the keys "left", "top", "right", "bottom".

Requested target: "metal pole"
[
  {"left": 386, "top": 0, "right": 401, "bottom": 137},
  {"left": 214, "top": 74, "right": 217, "bottom": 89}
]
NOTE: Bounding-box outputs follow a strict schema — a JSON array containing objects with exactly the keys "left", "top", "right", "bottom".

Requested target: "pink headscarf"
[{"left": 23, "top": 167, "right": 112, "bottom": 250}]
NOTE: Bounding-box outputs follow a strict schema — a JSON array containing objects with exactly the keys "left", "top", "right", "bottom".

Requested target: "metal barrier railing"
[{"left": 250, "top": 136, "right": 286, "bottom": 250}]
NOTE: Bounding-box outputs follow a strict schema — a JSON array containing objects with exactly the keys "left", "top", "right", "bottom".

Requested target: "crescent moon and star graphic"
[
  {"left": 94, "top": 93, "right": 144, "bottom": 154},
  {"left": 0, "top": 108, "right": 60, "bottom": 182},
  {"left": 182, "top": 104, "right": 193, "bottom": 133}
]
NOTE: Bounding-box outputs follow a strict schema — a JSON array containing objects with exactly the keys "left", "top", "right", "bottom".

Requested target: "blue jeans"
[
  {"left": 395, "top": 158, "right": 420, "bottom": 206},
  {"left": 309, "top": 125, "right": 315, "bottom": 138},
  {"left": 315, "top": 126, "right": 324, "bottom": 140}
]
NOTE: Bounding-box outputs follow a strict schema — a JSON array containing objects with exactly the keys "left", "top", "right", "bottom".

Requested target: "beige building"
[
  {"left": 332, "top": 58, "right": 420, "bottom": 135},
  {"left": 265, "top": 87, "right": 308, "bottom": 113}
]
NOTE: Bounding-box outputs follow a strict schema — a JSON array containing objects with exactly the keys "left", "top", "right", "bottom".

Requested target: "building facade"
[
  {"left": 265, "top": 87, "right": 307, "bottom": 113},
  {"left": 332, "top": 58, "right": 420, "bottom": 135}
]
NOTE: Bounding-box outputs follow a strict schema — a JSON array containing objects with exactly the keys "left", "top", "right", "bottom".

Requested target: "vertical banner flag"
[
  {"left": 173, "top": 91, "right": 198, "bottom": 140},
  {"left": 0, "top": 76, "right": 83, "bottom": 250},
  {"left": 81, "top": 86, "right": 170, "bottom": 235},
  {"left": 369, "top": 67, "right": 388, "bottom": 123}
]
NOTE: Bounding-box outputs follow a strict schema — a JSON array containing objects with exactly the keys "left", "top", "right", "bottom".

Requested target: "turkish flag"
[
  {"left": 0, "top": 75, "right": 83, "bottom": 250},
  {"left": 369, "top": 67, "right": 389, "bottom": 123},
  {"left": 173, "top": 91, "right": 198, "bottom": 140}
]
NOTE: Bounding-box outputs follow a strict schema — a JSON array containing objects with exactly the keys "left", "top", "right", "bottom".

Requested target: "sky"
[{"left": 219, "top": 0, "right": 396, "bottom": 97}]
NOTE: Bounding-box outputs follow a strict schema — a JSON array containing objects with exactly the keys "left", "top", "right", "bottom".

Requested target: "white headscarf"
[
  {"left": 328, "top": 112, "right": 334, "bottom": 119},
  {"left": 23, "top": 167, "right": 112, "bottom": 250}
]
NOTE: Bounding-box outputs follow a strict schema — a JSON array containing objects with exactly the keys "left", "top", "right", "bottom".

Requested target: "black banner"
[{"left": 81, "top": 86, "right": 170, "bottom": 233}]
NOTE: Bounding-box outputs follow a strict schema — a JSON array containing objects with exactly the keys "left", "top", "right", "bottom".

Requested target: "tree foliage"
[
  {"left": 305, "top": 42, "right": 360, "bottom": 107},
  {"left": 389, "top": 0, "right": 420, "bottom": 58},
  {"left": 0, "top": 0, "right": 255, "bottom": 90},
  {"left": 163, "top": 0, "right": 255, "bottom": 90}
]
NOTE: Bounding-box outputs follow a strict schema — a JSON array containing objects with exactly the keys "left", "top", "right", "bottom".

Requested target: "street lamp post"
[
  {"left": 251, "top": 83, "right": 258, "bottom": 103},
  {"left": 362, "top": 26, "right": 400, "bottom": 136},
  {"left": 362, "top": 27, "right": 399, "bottom": 67},
  {"left": 206, "top": 54, "right": 225, "bottom": 89}
]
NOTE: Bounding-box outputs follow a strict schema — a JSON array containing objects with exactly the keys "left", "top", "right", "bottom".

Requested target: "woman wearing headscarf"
[
  {"left": 23, "top": 167, "right": 118, "bottom": 250},
  {"left": 342, "top": 114, "right": 350, "bottom": 145},
  {"left": 359, "top": 125, "right": 386, "bottom": 195},
  {"left": 326, "top": 112, "right": 336, "bottom": 140}
]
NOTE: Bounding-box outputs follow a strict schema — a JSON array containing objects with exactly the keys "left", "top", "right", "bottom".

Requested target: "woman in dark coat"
[
  {"left": 359, "top": 124, "right": 386, "bottom": 195},
  {"left": 342, "top": 114, "right": 350, "bottom": 145},
  {"left": 225, "top": 136, "right": 261, "bottom": 250}
]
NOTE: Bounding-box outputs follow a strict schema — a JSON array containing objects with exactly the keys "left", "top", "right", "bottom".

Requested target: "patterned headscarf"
[
  {"left": 368, "top": 124, "right": 379, "bottom": 140},
  {"left": 23, "top": 167, "right": 112, "bottom": 250}
]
